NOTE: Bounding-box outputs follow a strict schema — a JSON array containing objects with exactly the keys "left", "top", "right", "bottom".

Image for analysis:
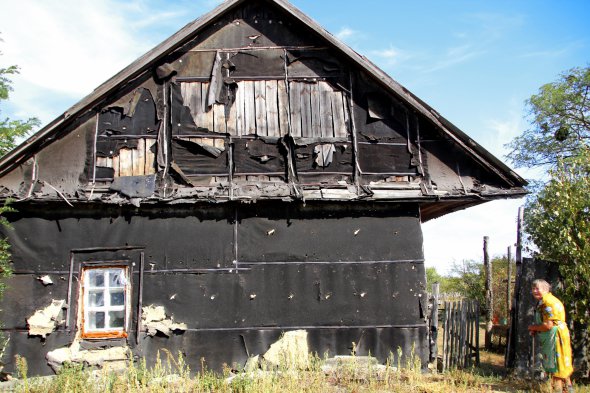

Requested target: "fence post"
[
  {"left": 475, "top": 301, "right": 481, "bottom": 366},
  {"left": 507, "top": 246, "right": 512, "bottom": 319},
  {"left": 484, "top": 236, "right": 493, "bottom": 350},
  {"left": 466, "top": 301, "right": 473, "bottom": 367},
  {"left": 429, "top": 282, "right": 440, "bottom": 364},
  {"left": 449, "top": 302, "right": 456, "bottom": 368},
  {"left": 443, "top": 301, "right": 449, "bottom": 372}
]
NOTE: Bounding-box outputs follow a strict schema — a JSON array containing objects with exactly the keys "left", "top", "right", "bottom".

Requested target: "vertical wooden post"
[
  {"left": 442, "top": 301, "right": 449, "bottom": 372},
  {"left": 429, "top": 282, "right": 440, "bottom": 364},
  {"left": 449, "top": 302, "right": 456, "bottom": 368},
  {"left": 516, "top": 207, "right": 523, "bottom": 265},
  {"left": 484, "top": 236, "right": 493, "bottom": 350},
  {"left": 459, "top": 301, "right": 466, "bottom": 367},
  {"left": 506, "top": 246, "right": 512, "bottom": 322},
  {"left": 475, "top": 301, "right": 481, "bottom": 366}
]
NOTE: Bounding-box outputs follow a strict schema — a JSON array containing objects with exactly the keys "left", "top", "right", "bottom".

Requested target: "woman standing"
[{"left": 528, "top": 279, "right": 574, "bottom": 392}]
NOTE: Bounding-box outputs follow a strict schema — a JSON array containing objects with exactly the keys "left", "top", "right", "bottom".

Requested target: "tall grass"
[{"left": 8, "top": 349, "right": 587, "bottom": 393}]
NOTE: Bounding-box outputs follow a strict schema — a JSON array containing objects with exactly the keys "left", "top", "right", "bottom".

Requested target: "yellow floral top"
[{"left": 536, "top": 292, "right": 573, "bottom": 379}]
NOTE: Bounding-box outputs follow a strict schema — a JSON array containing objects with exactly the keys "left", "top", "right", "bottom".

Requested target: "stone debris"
[
  {"left": 27, "top": 300, "right": 65, "bottom": 338},
  {"left": 262, "top": 330, "right": 309, "bottom": 370},
  {"left": 243, "top": 355, "right": 260, "bottom": 372},
  {"left": 142, "top": 305, "right": 187, "bottom": 337},
  {"left": 46, "top": 341, "right": 130, "bottom": 373}
]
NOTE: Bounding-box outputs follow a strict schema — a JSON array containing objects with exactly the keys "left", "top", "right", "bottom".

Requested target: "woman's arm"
[{"left": 528, "top": 320, "right": 554, "bottom": 333}]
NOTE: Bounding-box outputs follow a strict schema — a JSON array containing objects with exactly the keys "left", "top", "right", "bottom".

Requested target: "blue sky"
[{"left": 1, "top": 0, "right": 589, "bottom": 273}]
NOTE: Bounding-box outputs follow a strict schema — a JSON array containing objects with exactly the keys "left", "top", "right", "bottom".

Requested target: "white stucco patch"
[
  {"left": 142, "top": 305, "right": 187, "bottom": 337},
  {"left": 27, "top": 299, "right": 65, "bottom": 338}
]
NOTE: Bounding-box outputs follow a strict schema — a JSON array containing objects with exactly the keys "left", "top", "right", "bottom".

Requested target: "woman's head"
[{"left": 532, "top": 279, "right": 551, "bottom": 300}]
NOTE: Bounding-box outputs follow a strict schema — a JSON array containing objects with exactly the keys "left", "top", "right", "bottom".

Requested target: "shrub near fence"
[{"left": 441, "top": 300, "right": 480, "bottom": 371}]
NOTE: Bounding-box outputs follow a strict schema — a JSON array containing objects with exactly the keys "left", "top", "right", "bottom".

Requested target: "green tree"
[
  {"left": 0, "top": 203, "right": 13, "bottom": 296},
  {"left": 524, "top": 148, "right": 590, "bottom": 328},
  {"left": 1, "top": 59, "right": 39, "bottom": 156},
  {"left": 507, "top": 66, "right": 590, "bottom": 370},
  {"left": 0, "top": 43, "right": 38, "bottom": 300},
  {"left": 506, "top": 66, "right": 590, "bottom": 169},
  {"left": 445, "top": 259, "right": 485, "bottom": 306},
  {"left": 425, "top": 266, "right": 456, "bottom": 296},
  {"left": 425, "top": 267, "right": 443, "bottom": 286}
]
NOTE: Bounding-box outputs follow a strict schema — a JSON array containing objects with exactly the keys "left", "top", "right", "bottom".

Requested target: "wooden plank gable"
[{"left": 0, "top": 0, "right": 526, "bottom": 218}]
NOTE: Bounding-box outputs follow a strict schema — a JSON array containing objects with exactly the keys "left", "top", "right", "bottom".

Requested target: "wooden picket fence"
[{"left": 441, "top": 300, "right": 480, "bottom": 371}]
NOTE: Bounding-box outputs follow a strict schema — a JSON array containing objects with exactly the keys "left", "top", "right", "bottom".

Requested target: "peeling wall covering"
[
  {"left": 26, "top": 300, "right": 65, "bottom": 338},
  {"left": 142, "top": 305, "right": 187, "bottom": 337}
]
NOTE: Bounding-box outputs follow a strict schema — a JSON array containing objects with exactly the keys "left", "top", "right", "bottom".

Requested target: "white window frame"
[{"left": 82, "top": 266, "right": 129, "bottom": 337}]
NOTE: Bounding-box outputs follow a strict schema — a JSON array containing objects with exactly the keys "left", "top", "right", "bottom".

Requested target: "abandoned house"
[{"left": 0, "top": 0, "right": 526, "bottom": 376}]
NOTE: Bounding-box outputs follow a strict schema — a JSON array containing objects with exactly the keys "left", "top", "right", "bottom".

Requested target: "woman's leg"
[{"left": 552, "top": 376, "right": 563, "bottom": 392}]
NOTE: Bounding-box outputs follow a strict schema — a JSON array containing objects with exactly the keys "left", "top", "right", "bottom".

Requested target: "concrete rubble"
[
  {"left": 262, "top": 330, "right": 309, "bottom": 370},
  {"left": 46, "top": 341, "right": 130, "bottom": 373}
]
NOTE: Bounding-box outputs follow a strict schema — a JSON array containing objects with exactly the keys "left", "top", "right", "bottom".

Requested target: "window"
[{"left": 81, "top": 267, "right": 129, "bottom": 338}]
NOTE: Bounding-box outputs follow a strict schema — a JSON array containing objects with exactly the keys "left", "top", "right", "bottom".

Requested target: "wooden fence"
[{"left": 441, "top": 300, "right": 480, "bottom": 371}]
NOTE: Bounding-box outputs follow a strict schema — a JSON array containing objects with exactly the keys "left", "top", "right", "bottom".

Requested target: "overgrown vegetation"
[
  {"left": 0, "top": 36, "right": 38, "bottom": 296},
  {"left": 7, "top": 350, "right": 572, "bottom": 393},
  {"left": 507, "top": 65, "right": 590, "bottom": 355},
  {"left": 1, "top": 38, "right": 39, "bottom": 157},
  {"left": 426, "top": 257, "right": 515, "bottom": 321},
  {"left": 506, "top": 66, "right": 590, "bottom": 169},
  {"left": 0, "top": 202, "right": 13, "bottom": 299},
  {"left": 524, "top": 148, "right": 590, "bottom": 328}
]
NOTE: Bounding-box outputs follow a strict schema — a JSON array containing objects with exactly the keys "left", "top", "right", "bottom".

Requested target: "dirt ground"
[{"left": 437, "top": 324, "right": 590, "bottom": 392}]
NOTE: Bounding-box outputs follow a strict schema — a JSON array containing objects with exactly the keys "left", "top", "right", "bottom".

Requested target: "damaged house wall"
[
  {"left": 0, "top": 0, "right": 526, "bottom": 377},
  {"left": 0, "top": 203, "right": 427, "bottom": 374}
]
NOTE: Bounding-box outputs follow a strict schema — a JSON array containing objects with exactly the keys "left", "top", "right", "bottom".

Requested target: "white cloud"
[
  {"left": 463, "top": 12, "right": 524, "bottom": 41},
  {"left": 482, "top": 106, "right": 525, "bottom": 158},
  {"left": 519, "top": 40, "right": 585, "bottom": 59},
  {"left": 419, "top": 44, "right": 485, "bottom": 74},
  {"left": 369, "top": 45, "right": 408, "bottom": 66},
  {"left": 1, "top": 1, "right": 146, "bottom": 97},
  {"left": 335, "top": 27, "right": 358, "bottom": 41},
  {"left": 0, "top": 0, "right": 205, "bottom": 125},
  {"left": 0, "top": 1, "right": 151, "bottom": 124}
]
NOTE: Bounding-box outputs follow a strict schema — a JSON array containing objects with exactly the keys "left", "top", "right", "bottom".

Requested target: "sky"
[{"left": 1, "top": 0, "right": 589, "bottom": 274}]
